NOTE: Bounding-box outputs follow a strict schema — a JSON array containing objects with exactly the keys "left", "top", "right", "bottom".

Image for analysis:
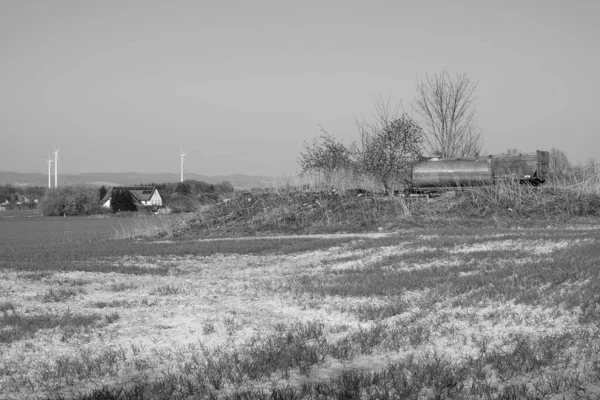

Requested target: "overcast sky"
[{"left": 1, "top": 0, "right": 598, "bottom": 176}]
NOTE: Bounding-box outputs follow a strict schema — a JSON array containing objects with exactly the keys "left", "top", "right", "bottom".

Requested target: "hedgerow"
[{"left": 39, "top": 186, "right": 102, "bottom": 216}]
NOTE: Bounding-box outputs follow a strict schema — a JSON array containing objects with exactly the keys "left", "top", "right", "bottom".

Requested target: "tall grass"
[
  {"left": 274, "top": 169, "right": 384, "bottom": 193},
  {"left": 113, "top": 213, "right": 192, "bottom": 239},
  {"left": 463, "top": 177, "right": 600, "bottom": 218}
]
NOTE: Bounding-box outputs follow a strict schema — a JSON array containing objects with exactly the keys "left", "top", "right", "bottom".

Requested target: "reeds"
[
  {"left": 463, "top": 175, "right": 600, "bottom": 218},
  {"left": 274, "top": 169, "right": 384, "bottom": 193}
]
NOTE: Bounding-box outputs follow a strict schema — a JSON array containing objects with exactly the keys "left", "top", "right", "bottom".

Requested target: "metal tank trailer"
[{"left": 410, "top": 150, "right": 550, "bottom": 193}]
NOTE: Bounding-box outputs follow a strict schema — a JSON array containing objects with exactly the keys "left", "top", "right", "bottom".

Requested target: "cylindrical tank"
[{"left": 412, "top": 159, "right": 493, "bottom": 188}]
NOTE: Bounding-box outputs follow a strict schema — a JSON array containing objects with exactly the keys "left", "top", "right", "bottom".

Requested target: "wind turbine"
[
  {"left": 180, "top": 147, "right": 186, "bottom": 182},
  {"left": 47, "top": 155, "right": 53, "bottom": 188},
  {"left": 53, "top": 147, "right": 59, "bottom": 188}
]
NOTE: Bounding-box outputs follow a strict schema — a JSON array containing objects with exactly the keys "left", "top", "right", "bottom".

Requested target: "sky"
[{"left": 1, "top": 0, "right": 599, "bottom": 176}]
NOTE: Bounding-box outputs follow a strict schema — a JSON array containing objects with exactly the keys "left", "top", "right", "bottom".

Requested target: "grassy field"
[
  {"left": 2, "top": 220, "right": 600, "bottom": 399},
  {"left": 0, "top": 211, "right": 190, "bottom": 245}
]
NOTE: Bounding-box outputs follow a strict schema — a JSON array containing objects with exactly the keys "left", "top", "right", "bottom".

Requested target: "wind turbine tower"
[
  {"left": 47, "top": 155, "right": 53, "bottom": 188},
  {"left": 180, "top": 147, "right": 186, "bottom": 182},
  {"left": 53, "top": 147, "right": 59, "bottom": 188}
]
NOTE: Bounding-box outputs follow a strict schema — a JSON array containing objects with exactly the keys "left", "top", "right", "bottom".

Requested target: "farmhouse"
[
  {"left": 16, "top": 194, "right": 30, "bottom": 204},
  {"left": 101, "top": 186, "right": 162, "bottom": 209}
]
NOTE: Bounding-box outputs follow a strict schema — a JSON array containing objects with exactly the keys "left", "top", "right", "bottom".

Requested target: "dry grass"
[
  {"left": 187, "top": 188, "right": 411, "bottom": 236},
  {"left": 113, "top": 213, "right": 193, "bottom": 240},
  {"left": 460, "top": 178, "right": 600, "bottom": 218},
  {"left": 274, "top": 169, "right": 384, "bottom": 194}
]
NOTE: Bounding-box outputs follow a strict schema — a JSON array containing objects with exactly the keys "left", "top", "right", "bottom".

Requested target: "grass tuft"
[
  {"left": 104, "top": 312, "right": 120, "bottom": 324},
  {"left": 108, "top": 282, "right": 137, "bottom": 292},
  {"left": 150, "top": 284, "right": 182, "bottom": 296},
  {"left": 90, "top": 299, "right": 134, "bottom": 308},
  {"left": 0, "top": 301, "right": 16, "bottom": 314},
  {"left": 40, "top": 287, "right": 85, "bottom": 302}
]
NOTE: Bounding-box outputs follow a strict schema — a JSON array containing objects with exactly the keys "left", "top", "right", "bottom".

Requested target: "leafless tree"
[
  {"left": 548, "top": 148, "right": 573, "bottom": 183},
  {"left": 501, "top": 148, "right": 521, "bottom": 157},
  {"left": 414, "top": 70, "right": 483, "bottom": 158},
  {"left": 356, "top": 95, "right": 424, "bottom": 193}
]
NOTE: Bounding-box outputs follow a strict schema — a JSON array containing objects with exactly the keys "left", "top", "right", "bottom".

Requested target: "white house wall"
[{"left": 147, "top": 190, "right": 162, "bottom": 206}]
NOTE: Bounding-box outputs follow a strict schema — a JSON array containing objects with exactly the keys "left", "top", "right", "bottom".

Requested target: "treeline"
[
  {"left": 145, "top": 180, "right": 235, "bottom": 212},
  {"left": 0, "top": 184, "right": 46, "bottom": 201},
  {"left": 38, "top": 179, "right": 235, "bottom": 216},
  {"left": 146, "top": 180, "right": 234, "bottom": 199},
  {"left": 39, "top": 186, "right": 101, "bottom": 216}
]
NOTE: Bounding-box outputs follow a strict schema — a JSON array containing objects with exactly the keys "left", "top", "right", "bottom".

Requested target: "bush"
[
  {"left": 175, "top": 182, "right": 191, "bottom": 195},
  {"left": 197, "top": 192, "right": 220, "bottom": 204},
  {"left": 356, "top": 113, "right": 424, "bottom": 193},
  {"left": 299, "top": 129, "right": 354, "bottom": 181},
  {"left": 299, "top": 99, "right": 424, "bottom": 193},
  {"left": 39, "top": 186, "right": 102, "bottom": 216},
  {"left": 169, "top": 194, "right": 199, "bottom": 213}
]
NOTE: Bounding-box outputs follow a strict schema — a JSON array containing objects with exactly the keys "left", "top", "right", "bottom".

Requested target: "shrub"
[
  {"left": 169, "top": 194, "right": 199, "bottom": 212},
  {"left": 197, "top": 192, "right": 220, "bottom": 204},
  {"left": 356, "top": 113, "right": 424, "bottom": 193},
  {"left": 175, "top": 182, "right": 191, "bottom": 195},
  {"left": 299, "top": 129, "right": 354, "bottom": 181},
  {"left": 39, "top": 186, "right": 102, "bottom": 216},
  {"left": 299, "top": 98, "right": 424, "bottom": 193}
]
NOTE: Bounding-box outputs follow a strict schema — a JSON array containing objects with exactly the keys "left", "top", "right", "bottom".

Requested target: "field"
[
  {"left": 2, "top": 215, "right": 600, "bottom": 399},
  {"left": 0, "top": 210, "right": 189, "bottom": 245}
]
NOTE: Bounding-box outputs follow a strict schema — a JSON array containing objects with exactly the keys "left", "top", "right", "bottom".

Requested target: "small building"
[
  {"left": 16, "top": 194, "right": 30, "bottom": 204},
  {"left": 101, "top": 186, "right": 162, "bottom": 210}
]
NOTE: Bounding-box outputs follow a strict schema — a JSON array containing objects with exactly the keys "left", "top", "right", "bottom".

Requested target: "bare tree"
[
  {"left": 548, "top": 148, "right": 573, "bottom": 183},
  {"left": 356, "top": 96, "right": 424, "bottom": 193},
  {"left": 501, "top": 148, "right": 521, "bottom": 157},
  {"left": 414, "top": 70, "right": 483, "bottom": 158}
]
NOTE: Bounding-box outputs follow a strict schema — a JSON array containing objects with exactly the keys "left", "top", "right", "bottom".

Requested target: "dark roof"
[
  {"left": 101, "top": 186, "right": 158, "bottom": 204},
  {"left": 118, "top": 186, "right": 157, "bottom": 202}
]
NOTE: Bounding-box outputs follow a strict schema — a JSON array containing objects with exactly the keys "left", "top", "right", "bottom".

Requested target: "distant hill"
[{"left": 0, "top": 172, "right": 277, "bottom": 189}]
